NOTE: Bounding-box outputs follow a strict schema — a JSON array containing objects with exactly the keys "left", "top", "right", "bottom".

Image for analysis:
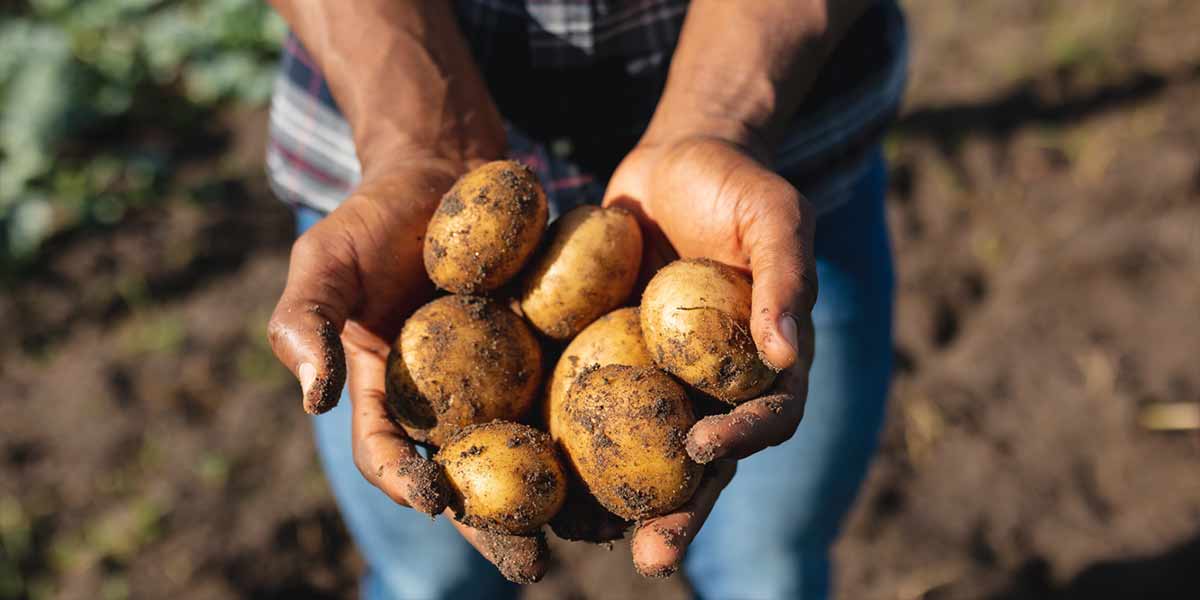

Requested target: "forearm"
[
  {"left": 269, "top": 0, "right": 504, "bottom": 176},
  {"left": 644, "top": 0, "right": 874, "bottom": 156}
]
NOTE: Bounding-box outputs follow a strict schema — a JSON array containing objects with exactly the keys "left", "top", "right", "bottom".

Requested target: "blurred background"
[{"left": 0, "top": 0, "right": 1197, "bottom": 598}]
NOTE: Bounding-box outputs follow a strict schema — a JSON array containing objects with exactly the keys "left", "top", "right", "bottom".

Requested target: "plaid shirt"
[{"left": 267, "top": 0, "right": 907, "bottom": 218}]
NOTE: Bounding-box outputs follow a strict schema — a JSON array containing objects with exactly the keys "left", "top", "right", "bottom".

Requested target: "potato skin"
[
  {"left": 423, "top": 161, "right": 548, "bottom": 293},
  {"left": 560, "top": 365, "right": 701, "bottom": 520},
  {"left": 640, "top": 258, "right": 777, "bottom": 404},
  {"left": 436, "top": 421, "right": 568, "bottom": 534},
  {"left": 545, "top": 307, "right": 653, "bottom": 442},
  {"left": 517, "top": 206, "right": 642, "bottom": 340},
  {"left": 386, "top": 295, "right": 542, "bottom": 447}
]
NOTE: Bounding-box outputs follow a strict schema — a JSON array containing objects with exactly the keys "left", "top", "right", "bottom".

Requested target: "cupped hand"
[
  {"left": 266, "top": 157, "right": 549, "bottom": 583},
  {"left": 603, "top": 135, "right": 818, "bottom": 576}
]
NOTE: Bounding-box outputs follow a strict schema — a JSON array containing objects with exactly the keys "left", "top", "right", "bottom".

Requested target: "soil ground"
[{"left": 2, "top": 0, "right": 1199, "bottom": 598}]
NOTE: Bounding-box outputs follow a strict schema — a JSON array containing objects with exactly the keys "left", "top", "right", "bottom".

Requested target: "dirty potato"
[
  {"left": 544, "top": 307, "right": 653, "bottom": 441},
  {"left": 517, "top": 206, "right": 642, "bottom": 340},
  {"left": 436, "top": 421, "right": 568, "bottom": 534},
  {"left": 640, "top": 258, "right": 777, "bottom": 404},
  {"left": 423, "top": 161, "right": 548, "bottom": 293},
  {"left": 436, "top": 422, "right": 571, "bottom": 535},
  {"left": 559, "top": 365, "right": 701, "bottom": 520},
  {"left": 385, "top": 295, "right": 542, "bottom": 447}
]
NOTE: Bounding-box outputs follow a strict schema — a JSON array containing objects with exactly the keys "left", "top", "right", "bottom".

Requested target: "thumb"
[
  {"left": 267, "top": 220, "right": 361, "bottom": 414},
  {"left": 740, "top": 185, "right": 817, "bottom": 371}
]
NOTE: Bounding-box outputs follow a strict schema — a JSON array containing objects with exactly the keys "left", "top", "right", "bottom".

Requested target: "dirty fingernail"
[
  {"left": 298, "top": 362, "right": 316, "bottom": 399},
  {"left": 779, "top": 313, "right": 799, "bottom": 357}
]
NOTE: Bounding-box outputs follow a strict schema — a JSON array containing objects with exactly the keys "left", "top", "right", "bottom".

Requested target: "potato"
[
  {"left": 559, "top": 365, "right": 701, "bottom": 520},
  {"left": 423, "top": 160, "right": 548, "bottom": 293},
  {"left": 436, "top": 421, "right": 567, "bottom": 534},
  {"left": 517, "top": 206, "right": 642, "bottom": 340},
  {"left": 640, "top": 258, "right": 777, "bottom": 404},
  {"left": 385, "top": 295, "right": 542, "bottom": 447},
  {"left": 544, "top": 307, "right": 653, "bottom": 442}
]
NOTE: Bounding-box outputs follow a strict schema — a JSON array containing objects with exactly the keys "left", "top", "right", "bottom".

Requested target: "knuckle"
[
  {"left": 772, "top": 425, "right": 798, "bottom": 448},
  {"left": 778, "top": 262, "right": 808, "bottom": 294},
  {"left": 800, "top": 269, "right": 819, "bottom": 310},
  {"left": 754, "top": 255, "right": 802, "bottom": 290},
  {"left": 752, "top": 394, "right": 802, "bottom": 448},
  {"left": 290, "top": 229, "right": 325, "bottom": 261},
  {"left": 762, "top": 178, "right": 803, "bottom": 219},
  {"left": 351, "top": 439, "right": 377, "bottom": 483},
  {"left": 292, "top": 224, "right": 355, "bottom": 271},
  {"left": 776, "top": 187, "right": 805, "bottom": 218},
  {"left": 265, "top": 315, "right": 286, "bottom": 348},
  {"left": 787, "top": 398, "right": 805, "bottom": 432}
]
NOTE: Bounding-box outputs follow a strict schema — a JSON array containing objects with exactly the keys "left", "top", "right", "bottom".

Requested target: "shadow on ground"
[{"left": 993, "top": 535, "right": 1200, "bottom": 600}]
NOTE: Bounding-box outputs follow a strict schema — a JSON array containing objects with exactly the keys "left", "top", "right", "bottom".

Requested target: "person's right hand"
[{"left": 266, "top": 157, "right": 550, "bottom": 583}]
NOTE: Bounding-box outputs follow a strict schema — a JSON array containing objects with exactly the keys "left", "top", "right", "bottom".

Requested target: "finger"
[
  {"left": 630, "top": 459, "right": 737, "bottom": 578},
  {"left": 267, "top": 221, "right": 361, "bottom": 414},
  {"left": 739, "top": 184, "right": 817, "bottom": 371},
  {"left": 686, "top": 370, "right": 810, "bottom": 463},
  {"left": 451, "top": 517, "right": 550, "bottom": 584},
  {"left": 346, "top": 322, "right": 450, "bottom": 515}
]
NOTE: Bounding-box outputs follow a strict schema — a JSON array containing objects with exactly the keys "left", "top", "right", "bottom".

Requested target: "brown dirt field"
[{"left": 2, "top": 1, "right": 1198, "bottom": 598}]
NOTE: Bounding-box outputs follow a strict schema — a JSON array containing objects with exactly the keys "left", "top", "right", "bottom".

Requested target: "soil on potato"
[{"left": 3, "top": 1, "right": 1200, "bottom": 598}]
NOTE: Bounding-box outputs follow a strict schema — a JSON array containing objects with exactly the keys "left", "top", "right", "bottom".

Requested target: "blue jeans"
[{"left": 295, "top": 149, "right": 894, "bottom": 600}]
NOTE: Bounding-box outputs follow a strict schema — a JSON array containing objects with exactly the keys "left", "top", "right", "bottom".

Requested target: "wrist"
[
  {"left": 640, "top": 103, "right": 771, "bottom": 164},
  {"left": 278, "top": 0, "right": 507, "bottom": 181},
  {"left": 638, "top": 0, "right": 871, "bottom": 165},
  {"left": 345, "top": 156, "right": 466, "bottom": 226},
  {"left": 357, "top": 132, "right": 506, "bottom": 182}
]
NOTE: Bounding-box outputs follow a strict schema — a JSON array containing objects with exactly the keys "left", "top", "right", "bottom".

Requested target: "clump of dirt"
[
  {"left": 395, "top": 457, "right": 450, "bottom": 516},
  {"left": 437, "top": 191, "right": 465, "bottom": 217},
  {"left": 474, "top": 528, "right": 549, "bottom": 584}
]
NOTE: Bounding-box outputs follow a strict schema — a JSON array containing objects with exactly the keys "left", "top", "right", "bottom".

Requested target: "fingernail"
[
  {"left": 779, "top": 313, "right": 799, "bottom": 356},
  {"left": 298, "top": 362, "right": 316, "bottom": 398}
]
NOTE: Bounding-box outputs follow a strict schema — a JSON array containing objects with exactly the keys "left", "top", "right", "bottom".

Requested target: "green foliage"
[{"left": 0, "top": 0, "right": 284, "bottom": 269}]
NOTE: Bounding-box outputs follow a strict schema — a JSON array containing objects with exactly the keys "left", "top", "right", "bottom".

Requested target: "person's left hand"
[{"left": 602, "top": 132, "right": 818, "bottom": 577}]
